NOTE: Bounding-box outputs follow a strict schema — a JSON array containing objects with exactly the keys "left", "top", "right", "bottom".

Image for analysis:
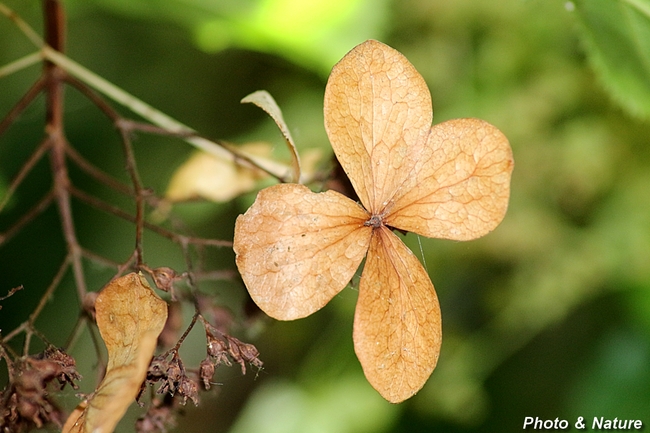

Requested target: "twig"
[
  {"left": 43, "top": 0, "right": 87, "bottom": 301},
  {"left": 68, "top": 185, "right": 232, "bottom": 248},
  {"left": 0, "top": 75, "right": 45, "bottom": 138},
  {"left": 0, "top": 2, "right": 45, "bottom": 47},
  {"left": 64, "top": 141, "right": 135, "bottom": 197},
  {"left": 27, "top": 254, "right": 71, "bottom": 329},
  {"left": 0, "top": 190, "right": 55, "bottom": 247},
  {"left": 0, "top": 285, "right": 23, "bottom": 301},
  {"left": 0, "top": 134, "right": 51, "bottom": 213},
  {"left": 22, "top": 253, "right": 71, "bottom": 354},
  {"left": 42, "top": 47, "right": 293, "bottom": 180},
  {"left": 117, "top": 127, "right": 146, "bottom": 265},
  {"left": 0, "top": 51, "right": 42, "bottom": 79}
]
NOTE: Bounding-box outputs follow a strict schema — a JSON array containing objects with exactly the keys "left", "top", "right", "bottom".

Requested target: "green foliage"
[
  {"left": 69, "top": 0, "right": 390, "bottom": 75},
  {"left": 574, "top": 0, "right": 650, "bottom": 119}
]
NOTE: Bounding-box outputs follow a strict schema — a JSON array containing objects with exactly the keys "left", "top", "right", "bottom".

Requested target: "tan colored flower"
[{"left": 234, "top": 40, "right": 513, "bottom": 403}]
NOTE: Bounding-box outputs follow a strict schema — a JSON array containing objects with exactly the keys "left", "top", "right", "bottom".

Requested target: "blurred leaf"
[
  {"left": 165, "top": 142, "right": 271, "bottom": 203},
  {"left": 72, "top": 0, "right": 389, "bottom": 75},
  {"left": 241, "top": 91, "right": 301, "bottom": 182},
  {"left": 62, "top": 273, "right": 168, "bottom": 433},
  {"left": 574, "top": 0, "right": 650, "bottom": 119},
  {"left": 229, "top": 377, "right": 399, "bottom": 433},
  {"left": 191, "top": 0, "right": 389, "bottom": 74}
]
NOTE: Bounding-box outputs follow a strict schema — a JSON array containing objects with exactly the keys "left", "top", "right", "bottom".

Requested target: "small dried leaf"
[
  {"left": 165, "top": 142, "right": 271, "bottom": 203},
  {"left": 234, "top": 183, "right": 371, "bottom": 320},
  {"left": 62, "top": 273, "right": 168, "bottom": 433},
  {"left": 353, "top": 227, "right": 441, "bottom": 403},
  {"left": 242, "top": 90, "right": 302, "bottom": 183}
]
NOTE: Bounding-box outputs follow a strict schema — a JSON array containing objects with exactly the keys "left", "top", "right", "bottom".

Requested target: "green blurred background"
[{"left": 2, "top": 0, "right": 650, "bottom": 432}]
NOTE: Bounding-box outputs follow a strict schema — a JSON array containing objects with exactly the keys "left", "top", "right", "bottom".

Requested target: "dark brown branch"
[
  {"left": 43, "top": 0, "right": 65, "bottom": 53},
  {"left": 43, "top": 0, "right": 87, "bottom": 301}
]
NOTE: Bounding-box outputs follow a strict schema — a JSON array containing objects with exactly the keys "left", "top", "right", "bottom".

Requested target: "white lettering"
[
  {"left": 592, "top": 417, "right": 644, "bottom": 430},
  {"left": 523, "top": 417, "right": 570, "bottom": 430},
  {"left": 523, "top": 417, "right": 534, "bottom": 429}
]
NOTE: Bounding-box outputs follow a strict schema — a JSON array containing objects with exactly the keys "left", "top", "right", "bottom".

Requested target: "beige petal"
[
  {"left": 324, "top": 40, "right": 433, "bottom": 215},
  {"left": 233, "top": 183, "right": 372, "bottom": 320},
  {"left": 386, "top": 118, "right": 514, "bottom": 241},
  {"left": 353, "top": 227, "right": 442, "bottom": 403},
  {"left": 63, "top": 273, "right": 168, "bottom": 433}
]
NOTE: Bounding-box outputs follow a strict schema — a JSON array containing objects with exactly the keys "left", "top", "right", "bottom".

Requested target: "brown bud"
[
  {"left": 150, "top": 267, "right": 178, "bottom": 292},
  {"left": 199, "top": 358, "right": 215, "bottom": 390},
  {"left": 178, "top": 377, "right": 199, "bottom": 406}
]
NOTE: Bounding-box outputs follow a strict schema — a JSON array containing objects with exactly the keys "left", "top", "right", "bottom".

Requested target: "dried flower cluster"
[
  {"left": 139, "top": 319, "right": 263, "bottom": 412},
  {"left": 131, "top": 318, "right": 262, "bottom": 432},
  {"left": 142, "top": 352, "right": 200, "bottom": 407},
  {"left": 203, "top": 321, "right": 263, "bottom": 377},
  {"left": 0, "top": 347, "right": 81, "bottom": 432}
]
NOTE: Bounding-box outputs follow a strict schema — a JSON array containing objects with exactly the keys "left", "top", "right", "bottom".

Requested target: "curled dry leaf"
[
  {"left": 242, "top": 90, "right": 302, "bottom": 183},
  {"left": 63, "top": 273, "right": 168, "bottom": 433},
  {"left": 233, "top": 40, "right": 514, "bottom": 403}
]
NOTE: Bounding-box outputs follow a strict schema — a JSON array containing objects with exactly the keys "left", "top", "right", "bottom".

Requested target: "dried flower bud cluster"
[
  {"left": 140, "top": 351, "right": 199, "bottom": 407},
  {"left": 202, "top": 321, "right": 263, "bottom": 379},
  {"left": 1, "top": 347, "right": 81, "bottom": 432}
]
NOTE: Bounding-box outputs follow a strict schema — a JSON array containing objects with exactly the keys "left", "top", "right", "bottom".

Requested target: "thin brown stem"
[
  {"left": 0, "top": 137, "right": 52, "bottom": 213},
  {"left": 0, "top": 75, "right": 45, "bottom": 137},
  {"left": 118, "top": 129, "right": 146, "bottom": 266},
  {"left": 0, "top": 285, "right": 24, "bottom": 301},
  {"left": 170, "top": 311, "right": 200, "bottom": 353},
  {"left": 68, "top": 185, "right": 232, "bottom": 247},
  {"left": 80, "top": 247, "right": 123, "bottom": 270},
  {"left": 28, "top": 253, "right": 70, "bottom": 328},
  {"left": 23, "top": 254, "right": 70, "bottom": 354},
  {"left": 0, "top": 189, "right": 55, "bottom": 247},
  {"left": 64, "top": 73, "right": 121, "bottom": 123},
  {"left": 0, "top": 2, "right": 45, "bottom": 48},
  {"left": 64, "top": 141, "right": 134, "bottom": 197}
]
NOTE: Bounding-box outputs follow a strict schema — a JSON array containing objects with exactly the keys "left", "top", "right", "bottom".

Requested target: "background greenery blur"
[{"left": 2, "top": 0, "right": 650, "bottom": 432}]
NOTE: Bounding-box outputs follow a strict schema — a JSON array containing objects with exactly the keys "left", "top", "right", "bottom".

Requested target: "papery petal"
[
  {"left": 234, "top": 183, "right": 372, "bottom": 320},
  {"left": 353, "top": 227, "right": 442, "bottom": 403},
  {"left": 324, "top": 40, "right": 433, "bottom": 214},
  {"left": 386, "top": 118, "right": 513, "bottom": 241}
]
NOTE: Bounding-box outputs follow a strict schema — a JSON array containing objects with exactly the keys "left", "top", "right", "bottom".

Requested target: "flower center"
[{"left": 364, "top": 214, "right": 383, "bottom": 228}]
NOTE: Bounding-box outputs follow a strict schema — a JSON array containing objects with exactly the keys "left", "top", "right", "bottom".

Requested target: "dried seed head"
[{"left": 199, "top": 358, "right": 215, "bottom": 390}]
